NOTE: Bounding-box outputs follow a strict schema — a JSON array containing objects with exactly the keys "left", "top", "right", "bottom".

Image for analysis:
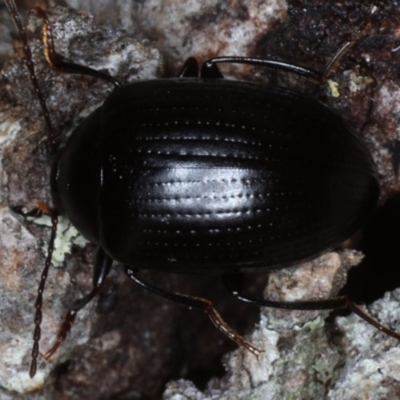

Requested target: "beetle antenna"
[
  {"left": 5, "top": 0, "right": 58, "bottom": 155},
  {"left": 30, "top": 208, "right": 59, "bottom": 378}
]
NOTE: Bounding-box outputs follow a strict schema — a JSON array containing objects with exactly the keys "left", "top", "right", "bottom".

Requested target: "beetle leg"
[
  {"left": 201, "top": 5, "right": 378, "bottom": 82},
  {"left": 10, "top": 200, "right": 50, "bottom": 219},
  {"left": 124, "top": 267, "right": 262, "bottom": 357},
  {"left": 6, "top": 0, "right": 122, "bottom": 154},
  {"left": 223, "top": 273, "right": 400, "bottom": 342},
  {"left": 200, "top": 59, "right": 224, "bottom": 79},
  {"left": 345, "top": 301, "right": 400, "bottom": 341},
  {"left": 178, "top": 57, "right": 199, "bottom": 78},
  {"left": 201, "top": 56, "right": 319, "bottom": 80},
  {"left": 30, "top": 7, "right": 122, "bottom": 88},
  {"left": 37, "top": 248, "right": 113, "bottom": 373},
  {"left": 223, "top": 272, "right": 349, "bottom": 310}
]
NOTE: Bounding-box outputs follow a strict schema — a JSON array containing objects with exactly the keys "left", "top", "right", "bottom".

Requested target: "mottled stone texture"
[{"left": 1, "top": 0, "right": 400, "bottom": 399}]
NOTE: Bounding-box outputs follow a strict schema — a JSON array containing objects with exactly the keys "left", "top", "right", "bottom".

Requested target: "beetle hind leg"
[
  {"left": 223, "top": 272, "right": 400, "bottom": 342},
  {"left": 223, "top": 272, "right": 349, "bottom": 310},
  {"left": 124, "top": 267, "right": 262, "bottom": 356}
]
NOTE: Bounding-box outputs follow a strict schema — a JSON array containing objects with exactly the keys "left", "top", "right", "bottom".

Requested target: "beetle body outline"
[
  {"left": 5, "top": 0, "right": 393, "bottom": 382},
  {"left": 54, "top": 77, "right": 379, "bottom": 273}
]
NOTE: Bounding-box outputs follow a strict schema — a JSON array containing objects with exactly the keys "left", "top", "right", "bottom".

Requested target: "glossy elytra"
[{"left": 5, "top": 1, "right": 397, "bottom": 380}]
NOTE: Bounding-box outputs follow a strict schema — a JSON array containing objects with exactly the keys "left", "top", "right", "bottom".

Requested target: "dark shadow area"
[{"left": 342, "top": 193, "right": 400, "bottom": 304}]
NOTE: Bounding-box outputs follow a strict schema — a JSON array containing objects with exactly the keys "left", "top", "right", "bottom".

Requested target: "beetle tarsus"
[
  {"left": 346, "top": 299, "right": 400, "bottom": 341},
  {"left": 42, "top": 309, "right": 77, "bottom": 361}
]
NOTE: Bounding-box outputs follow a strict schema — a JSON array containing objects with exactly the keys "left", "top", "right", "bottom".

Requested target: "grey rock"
[{"left": 1, "top": 1, "right": 399, "bottom": 399}]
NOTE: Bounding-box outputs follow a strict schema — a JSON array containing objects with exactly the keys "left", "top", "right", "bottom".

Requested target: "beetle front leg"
[
  {"left": 199, "top": 5, "right": 378, "bottom": 83},
  {"left": 124, "top": 267, "right": 262, "bottom": 357},
  {"left": 36, "top": 248, "right": 113, "bottom": 375},
  {"left": 32, "top": 6, "right": 121, "bottom": 88}
]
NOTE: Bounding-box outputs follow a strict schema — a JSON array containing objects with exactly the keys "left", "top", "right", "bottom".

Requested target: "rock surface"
[{"left": 1, "top": 1, "right": 400, "bottom": 399}]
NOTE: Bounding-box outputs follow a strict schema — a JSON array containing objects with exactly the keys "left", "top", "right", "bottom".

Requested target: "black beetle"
[{"left": 5, "top": 0, "right": 395, "bottom": 380}]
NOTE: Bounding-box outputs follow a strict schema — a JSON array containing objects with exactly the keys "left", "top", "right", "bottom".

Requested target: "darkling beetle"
[{"left": 5, "top": 1, "right": 397, "bottom": 379}]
